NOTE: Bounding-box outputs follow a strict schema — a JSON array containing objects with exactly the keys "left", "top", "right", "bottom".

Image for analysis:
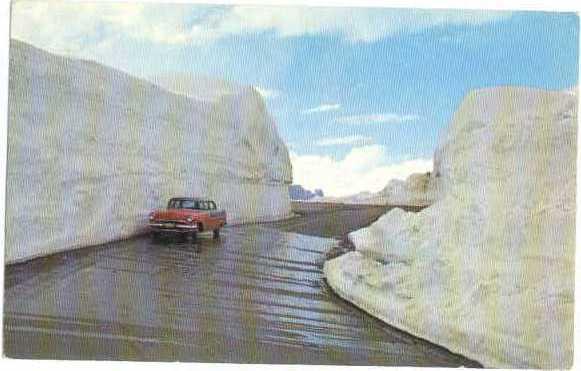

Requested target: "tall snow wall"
[
  {"left": 324, "top": 87, "right": 576, "bottom": 368},
  {"left": 6, "top": 40, "right": 293, "bottom": 264}
]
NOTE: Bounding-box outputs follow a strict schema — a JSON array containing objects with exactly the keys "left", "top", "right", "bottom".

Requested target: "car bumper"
[{"left": 149, "top": 222, "right": 199, "bottom": 233}]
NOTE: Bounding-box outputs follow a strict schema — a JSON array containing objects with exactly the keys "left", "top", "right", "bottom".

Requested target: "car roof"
[{"left": 169, "top": 197, "right": 212, "bottom": 201}]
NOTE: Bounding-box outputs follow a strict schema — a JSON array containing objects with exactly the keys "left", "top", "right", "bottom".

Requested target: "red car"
[{"left": 148, "top": 197, "right": 227, "bottom": 239}]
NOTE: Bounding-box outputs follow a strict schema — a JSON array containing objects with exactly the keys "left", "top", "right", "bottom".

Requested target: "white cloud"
[
  {"left": 197, "top": 7, "right": 513, "bottom": 43},
  {"left": 254, "top": 86, "right": 280, "bottom": 99},
  {"left": 335, "top": 113, "right": 420, "bottom": 125},
  {"left": 302, "top": 103, "right": 341, "bottom": 114},
  {"left": 291, "top": 145, "right": 432, "bottom": 197},
  {"left": 10, "top": 1, "right": 209, "bottom": 54},
  {"left": 10, "top": 2, "right": 513, "bottom": 57},
  {"left": 315, "top": 135, "right": 373, "bottom": 147}
]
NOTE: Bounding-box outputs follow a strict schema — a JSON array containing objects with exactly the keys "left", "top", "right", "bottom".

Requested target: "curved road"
[{"left": 4, "top": 204, "right": 480, "bottom": 366}]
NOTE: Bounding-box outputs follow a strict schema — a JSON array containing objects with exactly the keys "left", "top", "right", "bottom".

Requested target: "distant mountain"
[
  {"left": 311, "top": 172, "right": 436, "bottom": 207},
  {"left": 289, "top": 185, "right": 324, "bottom": 201}
]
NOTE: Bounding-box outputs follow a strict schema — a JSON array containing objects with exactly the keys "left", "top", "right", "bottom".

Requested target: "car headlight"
[{"left": 186, "top": 217, "right": 193, "bottom": 223}]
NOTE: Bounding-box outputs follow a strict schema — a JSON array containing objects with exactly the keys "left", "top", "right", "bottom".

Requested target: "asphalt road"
[{"left": 4, "top": 205, "right": 480, "bottom": 366}]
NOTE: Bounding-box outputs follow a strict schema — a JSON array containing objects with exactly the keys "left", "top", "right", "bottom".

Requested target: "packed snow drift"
[
  {"left": 324, "top": 87, "right": 576, "bottom": 368},
  {"left": 6, "top": 40, "right": 293, "bottom": 263}
]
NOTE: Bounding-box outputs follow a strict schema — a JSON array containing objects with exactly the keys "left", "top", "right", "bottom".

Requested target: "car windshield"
[
  {"left": 167, "top": 199, "right": 217, "bottom": 210},
  {"left": 168, "top": 199, "right": 200, "bottom": 209}
]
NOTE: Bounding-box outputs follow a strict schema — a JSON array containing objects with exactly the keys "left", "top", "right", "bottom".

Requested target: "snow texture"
[
  {"left": 372, "top": 172, "right": 437, "bottom": 206},
  {"left": 6, "top": 40, "right": 293, "bottom": 263},
  {"left": 324, "top": 87, "right": 576, "bottom": 368}
]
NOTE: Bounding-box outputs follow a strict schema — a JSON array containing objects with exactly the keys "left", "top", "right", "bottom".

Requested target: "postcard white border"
[{"left": 0, "top": 1, "right": 579, "bottom": 371}]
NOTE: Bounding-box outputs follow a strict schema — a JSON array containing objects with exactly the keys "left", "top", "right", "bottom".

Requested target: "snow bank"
[
  {"left": 374, "top": 172, "right": 437, "bottom": 206},
  {"left": 6, "top": 40, "right": 292, "bottom": 263},
  {"left": 315, "top": 172, "right": 436, "bottom": 206},
  {"left": 324, "top": 87, "right": 576, "bottom": 368}
]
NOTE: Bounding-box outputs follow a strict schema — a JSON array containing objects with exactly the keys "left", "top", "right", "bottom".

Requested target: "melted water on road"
[{"left": 4, "top": 208, "right": 479, "bottom": 366}]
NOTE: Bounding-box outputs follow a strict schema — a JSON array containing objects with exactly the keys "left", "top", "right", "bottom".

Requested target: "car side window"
[{"left": 210, "top": 201, "right": 217, "bottom": 210}]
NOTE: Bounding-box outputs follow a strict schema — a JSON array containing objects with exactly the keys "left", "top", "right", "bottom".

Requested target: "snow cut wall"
[
  {"left": 324, "top": 87, "right": 577, "bottom": 368},
  {"left": 6, "top": 40, "right": 293, "bottom": 263}
]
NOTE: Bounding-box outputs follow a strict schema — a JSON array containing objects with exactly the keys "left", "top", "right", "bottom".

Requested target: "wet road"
[{"left": 4, "top": 206, "right": 479, "bottom": 366}]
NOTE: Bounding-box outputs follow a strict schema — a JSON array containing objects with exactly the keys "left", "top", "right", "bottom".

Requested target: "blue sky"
[{"left": 11, "top": 2, "right": 579, "bottom": 196}]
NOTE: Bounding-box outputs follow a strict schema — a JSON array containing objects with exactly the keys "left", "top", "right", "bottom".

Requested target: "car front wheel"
[
  {"left": 151, "top": 231, "right": 160, "bottom": 240},
  {"left": 189, "top": 231, "right": 198, "bottom": 241}
]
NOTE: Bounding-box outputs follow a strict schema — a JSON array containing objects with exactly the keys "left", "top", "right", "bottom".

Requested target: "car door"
[
  {"left": 199, "top": 201, "right": 215, "bottom": 229},
  {"left": 206, "top": 201, "right": 221, "bottom": 229}
]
